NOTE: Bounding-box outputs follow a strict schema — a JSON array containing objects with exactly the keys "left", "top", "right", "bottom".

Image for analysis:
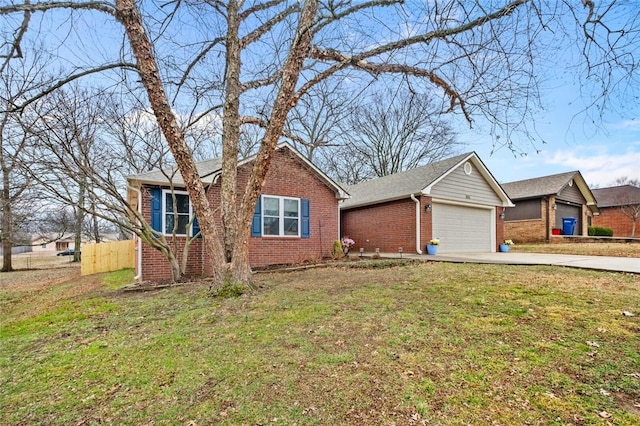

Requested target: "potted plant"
[
  {"left": 341, "top": 237, "right": 355, "bottom": 256},
  {"left": 426, "top": 238, "right": 440, "bottom": 255},
  {"left": 500, "top": 239, "right": 513, "bottom": 252}
]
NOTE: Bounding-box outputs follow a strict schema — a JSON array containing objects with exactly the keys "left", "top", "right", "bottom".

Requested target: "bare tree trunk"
[
  {"left": 1, "top": 182, "right": 12, "bottom": 272},
  {"left": 230, "top": 0, "right": 318, "bottom": 284},
  {"left": 220, "top": 0, "right": 241, "bottom": 264},
  {"left": 74, "top": 182, "right": 84, "bottom": 263},
  {"left": 115, "top": 0, "right": 226, "bottom": 284}
]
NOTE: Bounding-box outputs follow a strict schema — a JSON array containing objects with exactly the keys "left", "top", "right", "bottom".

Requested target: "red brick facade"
[
  {"left": 340, "top": 196, "right": 436, "bottom": 253},
  {"left": 593, "top": 206, "right": 639, "bottom": 237},
  {"left": 504, "top": 196, "right": 593, "bottom": 243},
  {"left": 137, "top": 148, "right": 340, "bottom": 281}
]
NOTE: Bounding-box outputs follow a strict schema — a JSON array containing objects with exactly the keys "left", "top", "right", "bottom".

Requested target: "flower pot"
[
  {"left": 499, "top": 244, "right": 510, "bottom": 252},
  {"left": 426, "top": 244, "right": 438, "bottom": 255}
]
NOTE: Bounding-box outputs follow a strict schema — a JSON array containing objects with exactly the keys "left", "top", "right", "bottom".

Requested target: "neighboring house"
[
  {"left": 340, "top": 152, "right": 514, "bottom": 254},
  {"left": 592, "top": 185, "right": 640, "bottom": 237},
  {"left": 501, "top": 171, "right": 599, "bottom": 242},
  {"left": 127, "top": 143, "right": 349, "bottom": 281},
  {"left": 30, "top": 233, "right": 117, "bottom": 254}
]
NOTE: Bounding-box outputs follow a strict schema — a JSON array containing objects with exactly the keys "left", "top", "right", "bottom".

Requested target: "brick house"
[
  {"left": 340, "top": 152, "right": 513, "bottom": 254},
  {"left": 501, "top": 171, "right": 599, "bottom": 242},
  {"left": 591, "top": 185, "right": 640, "bottom": 237},
  {"left": 127, "top": 143, "right": 349, "bottom": 281}
]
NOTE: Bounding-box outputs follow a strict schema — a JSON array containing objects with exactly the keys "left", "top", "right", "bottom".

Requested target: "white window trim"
[
  {"left": 261, "top": 195, "right": 301, "bottom": 238},
  {"left": 162, "top": 189, "right": 195, "bottom": 236}
]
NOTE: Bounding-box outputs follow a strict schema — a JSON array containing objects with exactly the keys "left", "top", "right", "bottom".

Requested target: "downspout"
[
  {"left": 410, "top": 194, "right": 423, "bottom": 254},
  {"left": 128, "top": 184, "right": 143, "bottom": 281}
]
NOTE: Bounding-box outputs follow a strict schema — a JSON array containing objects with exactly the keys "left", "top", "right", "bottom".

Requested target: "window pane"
[
  {"left": 284, "top": 199, "right": 299, "bottom": 217},
  {"left": 176, "top": 215, "right": 189, "bottom": 234},
  {"left": 264, "top": 197, "right": 279, "bottom": 216},
  {"left": 284, "top": 218, "right": 298, "bottom": 236},
  {"left": 263, "top": 217, "right": 279, "bottom": 235},
  {"left": 165, "top": 214, "right": 190, "bottom": 234},
  {"left": 165, "top": 194, "right": 174, "bottom": 212},
  {"left": 165, "top": 214, "right": 174, "bottom": 233},
  {"left": 175, "top": 194, "right": 190, "bottom": 214}
]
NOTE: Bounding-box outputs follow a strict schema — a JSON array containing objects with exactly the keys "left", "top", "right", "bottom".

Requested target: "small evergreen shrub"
[
  {"left": 588, "top": 226, "right": 613, "bottom": 237},
  {"left": 331, "top": 240, "right": 344, "bottom": 259}
]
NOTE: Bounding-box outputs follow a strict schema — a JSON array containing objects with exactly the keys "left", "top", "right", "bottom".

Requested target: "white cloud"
[{"left": 542, "top": 146, "right": 640, "bottom": 187}]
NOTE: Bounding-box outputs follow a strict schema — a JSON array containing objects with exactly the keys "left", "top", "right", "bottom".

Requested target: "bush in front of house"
[{"left": 588, "top": 226, "right": 613, "bottom": 237}]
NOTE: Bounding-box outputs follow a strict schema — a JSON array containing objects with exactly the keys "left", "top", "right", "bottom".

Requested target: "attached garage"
[
  {"left": 432, "top": 203, "right": 494, "bottom": 252},
  {"left": 340, "top": 152, "right": 514, "bottom": 254}
]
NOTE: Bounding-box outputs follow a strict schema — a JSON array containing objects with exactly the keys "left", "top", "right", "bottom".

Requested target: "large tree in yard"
[{"left": 1, "top": 1, "right": 638, "bottom": 288}]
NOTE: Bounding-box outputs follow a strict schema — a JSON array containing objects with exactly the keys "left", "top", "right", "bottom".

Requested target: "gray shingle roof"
[
  {"left": 126, "top": 143, "right": 349, "bottom": 199},
  {"left": 340, "top": 152, "right": 474, "bottom": 209},
  {"left": 592, "top": 185, "right": 640, "bottom": 207},
  {"left": 127, "top": 157, "right": 223, "bottom": 186},
  {"left": 501, "top": 171, "right": 580, "bottom": 200}
]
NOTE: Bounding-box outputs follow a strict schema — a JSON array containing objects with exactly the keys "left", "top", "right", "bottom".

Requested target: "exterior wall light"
[
  {"left": 425, "top": 203, "right": 432, "bottom": 212},
  {"left": 499, "top": 211, "right": 505, "bottom": 220}
]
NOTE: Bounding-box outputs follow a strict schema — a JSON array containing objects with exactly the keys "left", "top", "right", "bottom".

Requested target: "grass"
[
  {"left": 1, "top": 262, "right": 639, "bottom": 425},
  {"left": 513, "top": 241, "right": 640, "bottom": 258}
]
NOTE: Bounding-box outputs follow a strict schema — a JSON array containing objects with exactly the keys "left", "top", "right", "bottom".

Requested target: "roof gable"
[
  {"left": 340, "top": 152, "right": 513, "bottom": 209},
  {"left": 127, "top": 143, "right": 349, "bottom": 199}
]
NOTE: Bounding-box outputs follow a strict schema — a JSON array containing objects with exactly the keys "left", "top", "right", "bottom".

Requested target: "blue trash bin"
[{"left": 562, "top": 217, "right": 577, "bottom": 235}]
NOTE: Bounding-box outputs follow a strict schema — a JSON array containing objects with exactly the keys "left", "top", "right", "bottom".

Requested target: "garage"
[
  {"left": 432, "top": 203, "right": 494, "bottom": 253},
  {"left": 554, "top": 202, "right": 581, "bottom": 235}
]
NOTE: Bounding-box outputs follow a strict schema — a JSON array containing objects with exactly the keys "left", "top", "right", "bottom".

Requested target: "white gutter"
[
  {"left": 128, "top": 184, "right": 143, "bottom": 281},
  {"left": 410, "top": 194, "right": 423, "bottom": 255}
]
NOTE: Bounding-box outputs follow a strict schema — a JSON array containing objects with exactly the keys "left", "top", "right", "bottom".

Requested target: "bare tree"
[
  {"left": 0, "top": 49, "right": 50, "bottom": 271},
  {"left": 284, "top": 81, "right": 354, "bottom": 162},
  {"left": 2, "top": 1, "right": 639, "bottom": 287},
  {"left": 28, "top": 88, "right": 207, "bottom": 281},
  {"left": 338, "top": 88, "right": 459, "bottom": 182}
]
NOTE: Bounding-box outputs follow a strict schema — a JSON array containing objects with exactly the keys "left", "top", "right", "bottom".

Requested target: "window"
[
  {"left": 163, "top": 190, "right": 195, "bottom": 236},
  {"left": 262, "top": 196, "right": 300, "bottom": 237}
]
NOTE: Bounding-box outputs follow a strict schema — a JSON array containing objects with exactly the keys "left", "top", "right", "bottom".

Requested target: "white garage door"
[{"left": 432, "top": 203, "right": 493, "bottom": 253}]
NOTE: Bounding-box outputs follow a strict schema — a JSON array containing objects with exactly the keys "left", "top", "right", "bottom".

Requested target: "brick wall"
[
  {"left": 139, "top": 148, "right": 339, "bottom": 281},
  {"left": 341, "top": 196, "right": 434, "bottom": 253},
  {"left": 593, "top": 206, "right": 640, "bottom": 237}
]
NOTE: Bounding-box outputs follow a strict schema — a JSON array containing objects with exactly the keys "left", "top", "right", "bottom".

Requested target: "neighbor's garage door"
[{"left": 432, "top": 203, "right": 493, "bottom": 253}]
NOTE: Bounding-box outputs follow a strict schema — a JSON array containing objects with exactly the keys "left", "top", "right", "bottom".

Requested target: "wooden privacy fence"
[{"left": 81, "top": 240, "right": 135, "bottom": 276}]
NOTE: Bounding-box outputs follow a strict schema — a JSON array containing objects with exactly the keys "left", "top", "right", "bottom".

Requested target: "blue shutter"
[
  {"left": 301, "top": 198, "right": 310, "bottom": 238},
  {"left": 192, "top": 216, "right": 201, "bottom": 238},
  {"left": 150, "top": 188, "right": 162, "bottom": 233},
  {"left": 251, "top": 196, "right": 262, "bottom": 237}
]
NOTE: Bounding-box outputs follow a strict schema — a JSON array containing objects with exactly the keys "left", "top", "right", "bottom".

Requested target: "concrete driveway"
[{"left": 415, "top": 252, "right": 640, "bottom": 274}]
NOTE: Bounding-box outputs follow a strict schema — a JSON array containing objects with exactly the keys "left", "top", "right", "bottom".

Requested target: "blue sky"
[{"left": 460, "top": 87, "right": 640, "bottom": 188}]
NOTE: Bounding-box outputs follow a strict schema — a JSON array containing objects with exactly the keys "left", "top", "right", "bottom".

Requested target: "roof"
[
  {"left": 592, "top": 185, "right": 640, "bottom": 207},
  {"left": 127, "top": 142, "right": 349, "bottom": 199},
  {"left": 127, "top": 158, "right": 223, "bottom": 186},
  {"left": 502, "top": 170, "right": 599, "bottom": 213},
  {"left": 340, "top": 152, "right": 513, "bottom": 209},
  {"left": 501, "top": 171, "right": 580, "bottom": 199}
]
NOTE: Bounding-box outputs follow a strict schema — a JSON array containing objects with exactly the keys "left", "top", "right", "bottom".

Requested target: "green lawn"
[{"left": 1, "top": 262, "right": 639, "bottom": 425}]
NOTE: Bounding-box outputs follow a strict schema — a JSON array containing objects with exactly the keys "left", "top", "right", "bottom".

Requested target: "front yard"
[{"left": 1, "top": 259, "right": 639, "bottom": 425}]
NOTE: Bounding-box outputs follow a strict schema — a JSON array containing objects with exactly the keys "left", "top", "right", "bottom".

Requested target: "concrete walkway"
[{"left": 380, "top": 251, "right": 640, "bottom": 274}]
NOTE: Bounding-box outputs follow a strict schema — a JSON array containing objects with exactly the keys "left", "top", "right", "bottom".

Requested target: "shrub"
[
  {"left": 331, "top": 240, "right": 344, "bottom": 259},
  {"left": 588, "top": 226, "right": 613, "bottom": 237}
]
